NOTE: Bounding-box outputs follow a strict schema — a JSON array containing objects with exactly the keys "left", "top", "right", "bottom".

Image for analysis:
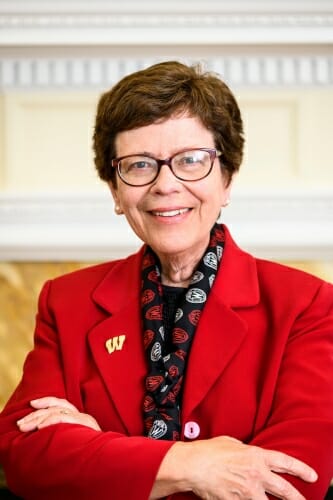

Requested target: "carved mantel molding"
[{"left": 1, "top": 190, "right": 332, "bottom": 261}]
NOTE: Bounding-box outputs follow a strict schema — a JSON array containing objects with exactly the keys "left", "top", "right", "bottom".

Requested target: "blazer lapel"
[
  {"left": 182, "top": 227, "right": 260, "bottom": 418},
  {"left": 182, "top": 298, "right": 248, "bottom": 419},
  {"left": 88, "top": 248, "right": 147, "bottom": 436}
]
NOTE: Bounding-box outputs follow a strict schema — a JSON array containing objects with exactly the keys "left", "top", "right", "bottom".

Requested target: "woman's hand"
[
  {"left": 17, "top": 396, "right": 101, "bottom": 432},
  {"left": 151, "top": 435, "right": 318, "bottom": 500}
]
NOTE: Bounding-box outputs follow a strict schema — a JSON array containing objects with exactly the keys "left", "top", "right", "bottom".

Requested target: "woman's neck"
[
  {"left": 157, "top": 248, "right": 205, "bottom": 288},
  {"left": 161, "top": 266, "right": 193, "bottom": 288}
]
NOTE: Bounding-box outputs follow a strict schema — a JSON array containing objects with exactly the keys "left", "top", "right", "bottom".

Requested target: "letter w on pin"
[{"left": 105, "top": 335, "right": 126, "bottom": 354}]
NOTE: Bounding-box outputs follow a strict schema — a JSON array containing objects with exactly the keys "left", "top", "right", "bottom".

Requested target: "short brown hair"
[{"left": 93, "top": 60, "right": 244, "bottom": 186}]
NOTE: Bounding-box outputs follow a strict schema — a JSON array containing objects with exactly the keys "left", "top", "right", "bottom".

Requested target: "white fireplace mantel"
[{"left": 1, "top": 189, "right": 332, "bottom": 261}]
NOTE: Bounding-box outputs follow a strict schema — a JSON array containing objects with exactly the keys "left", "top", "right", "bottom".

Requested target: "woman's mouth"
[{"left": 151, "top": 208, "right": 191, "bottom": 217}]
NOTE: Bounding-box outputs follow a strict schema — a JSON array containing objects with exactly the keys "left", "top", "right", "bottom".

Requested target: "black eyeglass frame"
[{"left": 110, "top": 147, "right": 223, "bottom": 187}]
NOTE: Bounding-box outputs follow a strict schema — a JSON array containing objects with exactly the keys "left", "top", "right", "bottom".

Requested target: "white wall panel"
[
  {"left": 240, "top": 98, "right": 298, "bottom": 185},
  {"left": 2, "top": 93, "right": 99, "bottom": 191}
]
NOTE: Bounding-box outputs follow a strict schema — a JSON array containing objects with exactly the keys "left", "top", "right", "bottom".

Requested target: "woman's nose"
[{"left": 151, "top": 163, "right": 181, "bottom": 192}]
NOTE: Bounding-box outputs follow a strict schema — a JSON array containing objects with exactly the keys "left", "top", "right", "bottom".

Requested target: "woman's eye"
[
  {"left": 178, "top": 155, "right": 199, "bottom": 166},
  {"left": 127, "top": 160, "right": 153, "bottom": 171},
  {"left": 132, "top": 161, "right": 150, "bottom": 169},
  {"left": 183, "top": 156, "right": 195, "bottom": 164}
]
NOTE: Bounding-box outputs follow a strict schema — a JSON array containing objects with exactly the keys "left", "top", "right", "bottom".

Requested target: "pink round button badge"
[{"left": 184, "top": 421, "right": 200, "bottom": 439}]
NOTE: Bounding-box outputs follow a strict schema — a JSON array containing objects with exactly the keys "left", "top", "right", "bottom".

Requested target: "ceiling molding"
[{"left": 1, "top": 1, "right": 333, "bottom": 46}]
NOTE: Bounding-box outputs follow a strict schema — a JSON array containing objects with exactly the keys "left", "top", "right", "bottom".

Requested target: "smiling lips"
[{"left": 151, "top": 208, "right": 191, "bottom": 217}]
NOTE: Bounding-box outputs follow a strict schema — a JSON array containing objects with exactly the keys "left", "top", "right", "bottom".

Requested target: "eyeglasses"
[{"left": 111, "top": 148, "right": 222, "bottom": 187}]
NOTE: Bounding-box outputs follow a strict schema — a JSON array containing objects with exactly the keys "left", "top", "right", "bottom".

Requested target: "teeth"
[{"left": 154, "top": 208, "right": 189, "bottom": 217}]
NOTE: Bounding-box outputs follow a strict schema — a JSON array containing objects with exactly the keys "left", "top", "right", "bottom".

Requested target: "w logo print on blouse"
[{"left": 141, "top": 223, "right": 225, "bottom": 440}]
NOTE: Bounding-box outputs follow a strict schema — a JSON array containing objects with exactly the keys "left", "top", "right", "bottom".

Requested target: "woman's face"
[{"left": 110, "top": 114, "right": 232, "bottom": 260}]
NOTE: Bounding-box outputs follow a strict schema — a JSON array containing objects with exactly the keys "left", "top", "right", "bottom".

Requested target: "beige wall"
[
  {"left": 239, "top": 89, "right": 333, "bottom": 189},
  {"left": 0, "top": 92, "right": 100, "bottom": 192},
  {"left": 1, "top": 88, "right": 333, "bottom": 193}
]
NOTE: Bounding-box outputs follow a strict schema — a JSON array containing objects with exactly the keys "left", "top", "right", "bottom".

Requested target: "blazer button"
[{"left": 184, "top": 421, "right": 200, "bottom": 439}]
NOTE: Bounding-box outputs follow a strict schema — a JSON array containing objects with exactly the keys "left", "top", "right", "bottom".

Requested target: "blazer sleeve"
[
  {"left": 0, "top": 281, "right": 173, "bottom": 500},
  {"left": 250, "top": 280, "right": 333, "bottom": 499}
]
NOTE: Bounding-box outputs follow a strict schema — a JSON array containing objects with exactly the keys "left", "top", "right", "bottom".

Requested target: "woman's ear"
[
  {"left": 108, "top": 182, "right": 124, "bottom": 215},
  {"left": 221, "top": 178, "right": 233, "bottom": 208}
]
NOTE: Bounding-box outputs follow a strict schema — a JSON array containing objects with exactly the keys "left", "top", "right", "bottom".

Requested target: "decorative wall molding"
[
  {"left": 0, "top": 1, "right": 333, "bottom": 46},
  {"left": 1, "top": 190, "right": 332, "bottom": 261},
  {"left": 1, "top": 55, "right": 333, "bottom": 90},
  {"left": 1, "top": 1, "right": 332, "bottom": 90}
]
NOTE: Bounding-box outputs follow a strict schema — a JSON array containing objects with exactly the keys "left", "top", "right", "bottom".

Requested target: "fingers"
[
  {"left": 17, "top": 396, "right": 102, "bottom": 432},
  {"left": 36, "top": 410, "right": 87, "bottom": 430},
  {"left": 30, "top": 396, "right": 77, "bottom": 412},
  {"left": 263, "top": 470, "right": 308, "bottom": 500},
  {"left": 18, "top": 407, "right": 70, "bottom": 431},
  {"left": 17, "top": 405, "right": 77, "bottom": 431},
  {"left": 265, "top": 449, "right": 317, "bottom": 483}
]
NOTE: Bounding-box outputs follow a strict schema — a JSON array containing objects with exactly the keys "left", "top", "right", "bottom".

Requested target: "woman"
[{"left": 0, "top": 61, "right": 332, "bottom": 500}]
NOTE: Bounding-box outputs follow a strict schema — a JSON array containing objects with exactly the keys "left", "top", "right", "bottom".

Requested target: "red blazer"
[{"left": 1, "top": 226, "right": 333, "bottom": 500}]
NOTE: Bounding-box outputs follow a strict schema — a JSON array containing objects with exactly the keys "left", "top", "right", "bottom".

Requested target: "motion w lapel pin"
[{"left": 105, "top": 335, "right": 126, "bottom": 354}]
